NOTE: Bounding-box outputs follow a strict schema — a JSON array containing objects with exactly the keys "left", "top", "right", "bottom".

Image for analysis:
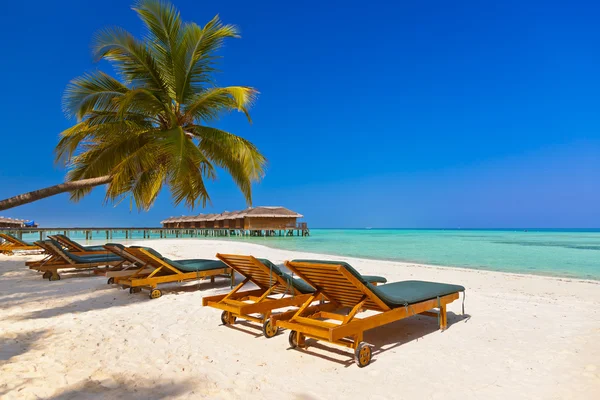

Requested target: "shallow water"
[{"left": 21, "top": 228, "right": 600, "bottom": 280}]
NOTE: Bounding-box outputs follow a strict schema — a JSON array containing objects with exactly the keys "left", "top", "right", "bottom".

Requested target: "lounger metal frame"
[
  {"left": 112, "top": 247, "right": 233, "bottom": 299},
  {"left": 277, "top": 260, "right": 461, "bottom": 367}
]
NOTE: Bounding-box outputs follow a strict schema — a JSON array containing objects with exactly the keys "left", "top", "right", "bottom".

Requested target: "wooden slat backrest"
[
  {"left": 124, "top": 247, "right": 171, "bottom": 272},
  {"left": 1, "top": 233, "right": 27, "bottom": 246},
  {"left": 49, "top": 235, "right": 85, "bottom": 252},
  {"left": 34, "top": 240, "right": 55, "bottom": 255},
  {"left": 104, "top": 245, "right": 146, "bottom": 266},
  {"left": 284, "top": 261, "right": 390, "bottom": 311},
  {"left": 217, "top": 253, "right": 302, "bottom": 295},
  {"left": 37, "top": 240, "right": 76, "bottom": 265}
]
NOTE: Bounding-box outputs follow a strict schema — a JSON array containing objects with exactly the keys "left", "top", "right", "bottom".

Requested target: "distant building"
[
  {"left": 161, "top": 206, "right": 306, "bottom": 230},
  {"left": 0, "top": 217, "right": 38, "bottom": 229}
]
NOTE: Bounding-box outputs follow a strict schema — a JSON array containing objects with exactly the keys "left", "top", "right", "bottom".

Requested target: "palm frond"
[
  {"left": 179, "top": 15, "right": 239, "bottom": 102},
  {"left": 93, "top": 26, "right": 170, "bottom": 96},
  {"left": 63, "top": 72, "right": 129, "bottom": 120},
  {"left": 133, "top": 0, "right": 183, "bottom": 100},
  {"left": 190, "top": 125, "right": 266, "bottom": 204},
  {"left": 182, "top": 86, "right": 257, "bottom": 124},
  {"left": 56, "top": 120, "right": 150, "bottom": 165},
  {"left": 116, "top": 88, "right": 172, "bottom": 121}
]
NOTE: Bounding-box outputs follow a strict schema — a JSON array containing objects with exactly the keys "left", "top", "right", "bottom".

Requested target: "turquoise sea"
[
  {"left": 20, "top": 229, "right": 600, "bottom": 280},
  {"left": 229, "top": 229, "right": 600, "bottom": 280}
]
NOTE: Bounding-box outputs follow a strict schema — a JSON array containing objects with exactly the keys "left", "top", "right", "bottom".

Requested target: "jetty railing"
[{"left": 0, "top": 226, "right": 310, "bottom": 241}]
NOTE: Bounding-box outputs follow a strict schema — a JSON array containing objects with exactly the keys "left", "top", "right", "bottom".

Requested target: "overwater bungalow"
[
  {"left": 0, "top": 217, "right": 37, "bottom": 229},
  {"left": 160, "top": 206, "right": 308, "bottom": 236}
]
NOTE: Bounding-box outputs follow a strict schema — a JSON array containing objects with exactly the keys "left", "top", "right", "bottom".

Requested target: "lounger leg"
[
  {"left": 210, "top": 276, "right": 215, "bottom": 283},
  {"left": 49, "top": 271, "right": 61, "bottom": 281},
  {"left": 354, "top": 333, "right": 363, "bottom": 348},
  {"left": 440, "top": 304, "right": 447, "bottom": 330}
]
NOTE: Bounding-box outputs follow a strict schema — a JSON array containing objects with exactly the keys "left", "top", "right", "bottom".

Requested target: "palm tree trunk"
[{"left": 0, "top": 175, "right": 113, "bottom": 211}]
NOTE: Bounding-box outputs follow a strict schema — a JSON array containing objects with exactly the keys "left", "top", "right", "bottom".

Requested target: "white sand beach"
[{"left": 1, "top": 239, "right": 599, "bottom": 399}]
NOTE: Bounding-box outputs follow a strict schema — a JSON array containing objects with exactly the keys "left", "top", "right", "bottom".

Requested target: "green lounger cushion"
[
  {"left": 105, "top": 243, "right": 126, "bottom": 250},
  {"left": 130, "top": 246, "right": 228, "bottom": 272},
  {"left": 370, "top": 280, "right": 465, "bottom": 307},
  {"left": 47, "top": 239, "right": 122, "bottom": 264},
  {"left": 54, "top": 234, "right": 105, "bottom": 251},
  {"left": 83, "top": 245, "right": 106, "bottom": 251},
  {"left": 167, "top": 258, "right": 228, "bottom": 272},
  {"left": 290, "top": 259, "right": 388, "bottom": 285},
  {"left": 67, "top": 252, "right": 123, "bottom": 264},
  {"left": 260, "top": 259, "right": 386, "bottom": 294},
  {"left": 291, "top": 259, "right": 463, "bottom": 307},
  {"left": 259, "top": 259, "right": 315, "bottom": 294}
]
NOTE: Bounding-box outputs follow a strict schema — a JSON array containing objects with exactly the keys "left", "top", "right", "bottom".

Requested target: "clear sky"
[{"left": 0, "top": 0, "right": 599, "bottom": 228}]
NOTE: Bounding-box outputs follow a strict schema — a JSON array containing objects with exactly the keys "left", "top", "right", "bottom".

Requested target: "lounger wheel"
[
  {"left": 42, "top": 271, "right": 52, "bottom": 279},
  {"left": 49, "top": 273, "right": 61, "bottom": 281},
  {"left": 220, "top": 311, "right": 236, "bottom": 325},
  {"left": 149, "top": 289, "right": 162, "bottom": 299},
  {"left": 354, "top": 342, "right": 372, "bottom": 368},
  {"left": 262, "top": 319, "right": 279, "bottom": 338},
  {"left": 288, "top": 330, "right": 299, "bottom": 348},
  {"left": 107, "top": 277, "right": 115, "bottom": 285}
]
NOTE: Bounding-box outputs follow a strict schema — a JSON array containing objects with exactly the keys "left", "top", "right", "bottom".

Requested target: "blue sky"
[{"left": 0, "top": 0, "right": 599, "bottom": 228}]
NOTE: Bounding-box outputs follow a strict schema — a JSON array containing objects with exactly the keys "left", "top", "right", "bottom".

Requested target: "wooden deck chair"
[
  {"left": 277, "top": 260, "right": 465, "bottom": 367},
  {"left": 202, "top": 254, "right": 388, "bottom": 338},
  {"left": 112, "top": 246, "right": 233, "bottom": 299},
  {"left": 26, "top": 235, "right": 112, "bottom": 269},
  {"left": 102, "top": 243, "right": 154, "bottom": 281},
  {"left": 48, "top": 234, "right": 109, "bottom": 255},
  {"left": 29, "top": 239, "right": 125, "bottom": 281},
  {"left": 0, "top": 233, "right": 41, "bottom": 255}
]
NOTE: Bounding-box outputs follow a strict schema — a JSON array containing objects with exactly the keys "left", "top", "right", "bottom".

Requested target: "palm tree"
[{"left": 0, "top": 0, "right": 266, "bottom": 212}]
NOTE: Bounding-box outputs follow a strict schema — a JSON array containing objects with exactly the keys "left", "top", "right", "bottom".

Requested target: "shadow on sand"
[
  {"left": 285, "top": 311, "right": 471, "bottom": 367},
  {"left": 0, "top": 329, "right": 50, "bottom": 363},
  {"left": 5, "top": 376, "right": 197, "bottom": 400},
  {"left": 8, "top": 275, "right": 233, "bottom": 322}
]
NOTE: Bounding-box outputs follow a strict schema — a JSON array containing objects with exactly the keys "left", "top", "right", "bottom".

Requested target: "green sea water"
[{"left": 21, "top": 229, "right": 600, "bottom": 280}]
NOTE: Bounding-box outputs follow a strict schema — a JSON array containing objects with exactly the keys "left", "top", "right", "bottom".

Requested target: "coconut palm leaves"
[{"left": 56, "top": 0, "right": 266, "bottom": 211}]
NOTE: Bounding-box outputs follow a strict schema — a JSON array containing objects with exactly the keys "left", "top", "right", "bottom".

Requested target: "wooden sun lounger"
[
  {"left": 277, "top": 260, "right": 465, "bottom": 367},
  {"left": 112, "top": 246, "right": 233, "bottom": 299},
  {"left": 29, "top": 239, "right": 125, "bottom": 281},
  {"left": 100, "top": 243, "right": 151, "bottom": 280},
  {"left": 202, "top": 254, "right": 388, "bottom": 338},
  {"left": 48, "top": 234, "right": 110, "bottom": 255},
  {"left": 0, "top": 233, "right": 42, "bottom": 255},
  {"left": 26, "top": 236, "right": 113, "bottom": 269},
  {"left": 202, "top": 254, "right": 320, "bottom": 337}
]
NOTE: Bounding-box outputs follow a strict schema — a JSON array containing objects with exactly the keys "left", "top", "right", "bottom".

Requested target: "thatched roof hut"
[
  {"left": 242, "top": 206, "right": 303, "bottom": 218},
  {"left": 160, "top": 206, "right": 304, "bottom": 230}
]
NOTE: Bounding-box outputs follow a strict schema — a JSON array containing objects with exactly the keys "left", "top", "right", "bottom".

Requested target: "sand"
[{"left": 1, "top": 239, "right": 599, "bottom": 399}]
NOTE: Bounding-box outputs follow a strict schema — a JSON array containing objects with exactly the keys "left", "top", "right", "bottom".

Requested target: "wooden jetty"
[{"left": 0, "top": 225, "right": 309, "bottom": 241}]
